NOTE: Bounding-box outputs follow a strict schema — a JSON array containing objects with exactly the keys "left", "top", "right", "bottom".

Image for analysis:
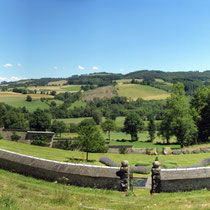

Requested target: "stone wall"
[
  {"left": 0, "top": 149, "right": 120, "bottom": 190},
  {"left": 160, "top": 167, "right": 210, "bottom": 192}
]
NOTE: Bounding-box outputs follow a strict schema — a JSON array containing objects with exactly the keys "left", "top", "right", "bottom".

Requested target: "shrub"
[
  {"left": 182, "top": 150, "right": 190, "bottom": 154},
  {"left": 99, "top": 157, "right": 150, "bottom": 174},
  {"left": 10, "top": 132, "right": 21, "bottom": 141},
  {"left": 172, "top": 150, "right": 182, "bottom": 155},
  {"left": 191, "top": 149, "right": 200, "bottom": 154},
  {"left": 130, "top": 166, "right": 150, "bottom": 174},
  {"left": 69, "top": 123, "right": 79, "bottom": 133},
  {"left": 135, "top": 161, "right": 152, "bottom": 167},
  {"left": 201, "top": 148, "right": 210, "bottom": 153},
  {"left": 119, "top": 146, "right": 128, "bottom": 154},
  {"left": 99, "top": 157, "right": 120, "bottom": 167},
  {"left": 31, "top": 135, "right": 49, "bottom": 147},
  {"left": 146, "top": 148, "right": 157, "bottom": 155}
]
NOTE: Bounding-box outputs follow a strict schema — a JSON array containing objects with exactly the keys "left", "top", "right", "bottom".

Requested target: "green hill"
[{"left": 116, "top": 84, "right": 170, "bottom": 100}]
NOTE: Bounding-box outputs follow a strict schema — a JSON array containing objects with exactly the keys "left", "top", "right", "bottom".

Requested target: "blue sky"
[{"left": 0, "top": 0, "right": 210, "bottom": 82}]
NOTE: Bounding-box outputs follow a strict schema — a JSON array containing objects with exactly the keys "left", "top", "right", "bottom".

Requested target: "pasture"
[
  {"left": 0, "top": 92, "right": 56, "bottom": 112},
  {"left": 27, "top": 84, "right": 81, "bottom": 94},
  {"left": 116, "top": 84, "right": 170, "bottom": 100}
]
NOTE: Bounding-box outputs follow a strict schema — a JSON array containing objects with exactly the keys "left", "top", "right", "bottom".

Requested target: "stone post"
[
  {"left": 116, "top": 160, "right": 130, "bottom": 191},
  {"left": 150, "top": 158, "right": 161, "bottom": 194}
]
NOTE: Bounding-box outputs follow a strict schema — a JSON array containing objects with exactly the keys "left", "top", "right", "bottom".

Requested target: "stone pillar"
[
  {"left": 150, "top": 159, "right": 161, "bottom": 194},
  {"left": 116, "top": 160, "right": 130, "bottom": 191}
]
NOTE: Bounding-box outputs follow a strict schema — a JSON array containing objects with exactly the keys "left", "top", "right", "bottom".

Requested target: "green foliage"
[
  {"left": 148, "top": 117, "right": 156, "bottom": 142},
  {"left": 26, "top": 95, "right": 32, "bottom": 102},
  {"left": 31, "top": 135, "right": 49, "bottom": 146},
  {"left": 78, "top": 124, "right": 105, "bottom": 161},
  {"left": 0, "top": 133, "right": 3, "bottom": 139},
  {"left": 123, "top": 112, "right": 144, "bottom": 141},
  {"left": 11, "top": 132, "right": 21, "bottom": 141},
  {"left": 92, "top": 110, "right": 102, "bottom": 125},
  {"left": 51, "top": 120, "right": 66, "bottom": 136},
  {"left": 69, "top": 123, "right": 79, "bottom": 133},
  {"left": 119, "top": 146, "right": 128, "bottom": 154},
  {"left": 29, "top": 108, "right": 51, "bottom": 131},
  {"left": 160, "top": 83, "right": 198, "bottom": 147},
  {"left": 2, "top": 109, "right": 29, "bottom": 130},
  {"left": 78, "top": 118, "right": 96, "bottom": 128},
  {"left": 101, "top": 119, "right": 116, "bottom": 140}
]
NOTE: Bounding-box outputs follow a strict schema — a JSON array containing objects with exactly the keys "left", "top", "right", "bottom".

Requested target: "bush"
[
  {"left": 10, "top": 132, "right": 21, "bottom": 141},
  {"left": 182, "top": 150, "right": 190, "bottom": 154},
  {"left": 172, "top": 150, "right": 182, "bottom": 155},
  {"left": 69, "top": 123, "right": 79, "bottom": 133},
  {"left": 130, "top": 166, "right": 150, "bottom": 174},
  {"left": 31, "top": 135, "right": 49, "bottom": 147},
  {"left": 119, "top": 146, "right": 128, "bottom": 154},
  {"left": 201, "top": 148, "right": 210, "bottom": 153},
  {"left": 135, "top": 161, "right": 152, "bottom": 167},
  {"left": 99, "top": 157, "right": 150, "bottom": 174},
  {"left": 191, "top": 149, "right": 200, "bottom": 154}
]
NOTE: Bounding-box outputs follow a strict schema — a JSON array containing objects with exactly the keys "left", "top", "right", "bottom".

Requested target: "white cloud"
[
  {"left": 0, "top": 76, "right": 27, "bottom": 83},
  {"left": 3, "top": 63, "right": 13, "bottom": 68},
  {"left": 92, "top": 66, "right": 99, "bottom": 70},
  {"left": 17, "top": 64, "right": 22, "bottom": 67},
  {"left": 53, "top": 66, "right": 58, "bottom": 70},
  {"left": 120, "top": 68, "right": 124, "bottom": 72},
  {"left": 78, "top": 65, "right": 84, "bottom": 70}
]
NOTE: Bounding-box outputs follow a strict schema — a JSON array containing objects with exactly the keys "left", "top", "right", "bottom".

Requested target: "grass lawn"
[
  {"left": 0, "top": 168, "right": 210, "bottom": 209},
  {"left": 116, "top": 84, "right": 170, "bottom": 100},
  {"left": 0, "top": 140, "right": 209, "bottom": 167}
]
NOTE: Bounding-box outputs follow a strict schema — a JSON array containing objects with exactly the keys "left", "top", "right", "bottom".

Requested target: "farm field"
[
  {"left": 27, "top": 85, "right": 81, "bottom": 93},
  {"left": 48, "top": 79, "right": 68, "bottom": 86},
  {"left": 0, "top": 92, "right": 59, "bottom": 112},
  {"left": 69, "top": 100, "right": 87, "bottom": 110},
  {"left": 116, "top": 84, "right": 170, "bottom": 100},
  {"left": 0, "top": 140, "right": 209, "bottom": 167},
  {"left": 0, "top": 168, "right": 210, "bottom": 210}
]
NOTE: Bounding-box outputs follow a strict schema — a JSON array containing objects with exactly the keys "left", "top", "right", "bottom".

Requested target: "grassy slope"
[
  {"left": 116, "top": 84, "right": 170, "bottom": 100},
  {"left": 1, "top": 169, "right": 210, "bottom": 210},
  {"left": 0, "top": 140, "right": 209, "bottom": 167},
  {"left": 69, "top": 100, "right": 87, "bottom": 110}
]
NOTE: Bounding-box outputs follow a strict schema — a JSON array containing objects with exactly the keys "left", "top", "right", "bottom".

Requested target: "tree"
[
  {"left": 78, "top": 124, "right": 105, "bottom": 161},
  {"left": 51, "top": 120, "right": 66, "bottom": 136},
  {"left": 29, "top": 108, "right": 51, "bottom": 131},
  {"left": 123, "top": 112, "right": 144, "bottom": 141},
  {"left": 160, "top": 83, "right": 197, "bottom": 147},
  {"left": 197, "top": 96, "right": 210, "bottom": 142},
  {"left": 92, "top": 110, "right": 102, "bottom": 125},
  {"left": 101, "top": 119, "right": 116, "bottom": 141},
  {"left": 148, "top": 117, "right": 156, "bottom": 142},
  {"left": 26, "top": 95, "right": 32, "bottom": 102},
  {"left": 2, "top": 109, "right": 29, "bottom": 130},
  {"left": 79, "top": 119, "right": 96, "bottom": 128}
]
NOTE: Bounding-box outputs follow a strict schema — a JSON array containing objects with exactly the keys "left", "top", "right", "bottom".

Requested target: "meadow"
[
  {"left": 1, "top": 168, "right": 210, "bottom": 209},
  {"left": 116, "top": 84, "right": 170, "bottom": 100},
  {"left": 0, "top": 92, "right": 58, "bottom": 112}
]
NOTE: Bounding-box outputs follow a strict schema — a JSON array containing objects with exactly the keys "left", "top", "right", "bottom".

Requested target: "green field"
[
  {"left": 116, "top": 84, "right": 170, "bottom": 100},
  {"left": 0, "top": 93, "right": 64, "bottom": 112},
  {"left": 61, "top": 85, "right": 81, "bottom": 91},
  {"left": 69, "top": 100, "right": 87, "bottom": 110},
  {"left": 1, "top": 168, "right": 210, "bottom": 210}
]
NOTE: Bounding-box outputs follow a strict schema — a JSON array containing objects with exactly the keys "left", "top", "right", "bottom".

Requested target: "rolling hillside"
[{"left": 116, "top": 84, "right": 170, "bottom": 100}]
